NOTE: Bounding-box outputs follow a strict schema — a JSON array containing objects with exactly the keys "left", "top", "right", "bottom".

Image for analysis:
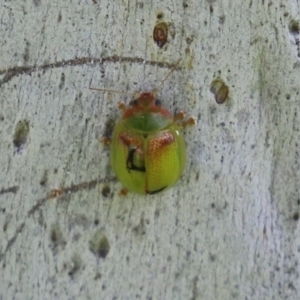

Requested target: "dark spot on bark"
[
  {"left": 210, "top": 78, "right": 229, "bottom": 104},
  {"left": 293, "top": 212, "right": 299, "bottom": 221},
  {"left": 67, "top": 254, "right": 81, "bottom": 277},
  {"left": 89, "top": 231, "right": 110, "bottom": 258},
  {"left": 289, "top": 20, "right": 300, "bottom": 35},
  {"left": 58, "top": 12, "right": 62, "bottom": 22},
  {"left": 156, "top": 12, "right": 164, "bottom": 19},
  {"left": 50, "top": 224, "right": 64, "bottom": 246},
  {"left": 33, "top": 0, "right": 41, "bottom": 6},
  {"left": 40, "top": 170, "right": 48, "bottom": 186},
  {"left": 59, "top": 72, "right": 65, "bottom": 89},
  {"left": 13, "top": 120, "right": 30, "bottom": 149},
  {"left": 23, "top": 40, "right": 30, "bottom": 62},
  {"left": 153, "top": 22, "right": 168, "bottom": 48},
  {"left": 102, "top": 185, "right": 110, "bottom": 197}
]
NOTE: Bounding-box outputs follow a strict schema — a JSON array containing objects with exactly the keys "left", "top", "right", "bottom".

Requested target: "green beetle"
[{"left": 91, "top": 60, "right": 195, "bottom": 195}]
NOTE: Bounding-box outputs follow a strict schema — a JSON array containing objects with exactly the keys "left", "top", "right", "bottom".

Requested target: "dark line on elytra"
[{"left": 0, "top": 56, "right": 182, "bottom": 87}]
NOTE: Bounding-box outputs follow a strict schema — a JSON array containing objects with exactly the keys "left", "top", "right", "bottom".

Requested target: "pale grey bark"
[{"left": 1, "top": 1, "right": 300, "bottom": 299}]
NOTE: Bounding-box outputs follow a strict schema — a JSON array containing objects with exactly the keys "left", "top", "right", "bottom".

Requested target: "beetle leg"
[
  {"left": 101, "top": 137, "right": 111, "bottom": 145},
  {"left": 182, "top": 117, "right": 196, "bottom": 127},
  {"left": 174, "top": 111, "right": 196, "bottom": 127},
  {"left": 174, "top": 111, "right": 185, "bottom": 121},
  {"left": 119, "top": 188, "right": 128, "bottom": 196},
  {"left": 118, "top": 102, "right": 127, "bottom": 111}
]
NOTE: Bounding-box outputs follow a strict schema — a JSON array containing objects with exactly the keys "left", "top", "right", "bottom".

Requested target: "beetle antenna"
[
  {"left": 90, "top": 58, "right": 181, "bottom": 98},
  {"left": 153, "top": 58, "right": 182, "bottom": 95},
  {"left": 89, "top": 87, "right": 136, "bottom": 97}
]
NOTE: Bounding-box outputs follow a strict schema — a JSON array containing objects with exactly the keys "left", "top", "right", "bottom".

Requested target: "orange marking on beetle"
[
  {"left": 119, "top": 133, "right": 142, "bottom": 148},
  {"left": 148, "top": 132, "right": 174, "bottom": 156}
]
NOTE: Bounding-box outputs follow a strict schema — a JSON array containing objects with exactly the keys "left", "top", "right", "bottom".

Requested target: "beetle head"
[
  {"left": 130, "top": 92, "right": 160, "bottom": 112},
  {"left": 122, "top": 91, "right": 170, "bottom": 117}
]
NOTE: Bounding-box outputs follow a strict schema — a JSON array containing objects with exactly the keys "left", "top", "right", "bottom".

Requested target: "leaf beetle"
[{"left": 90, "top": 59, "right": 195, "bottom": 195}]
